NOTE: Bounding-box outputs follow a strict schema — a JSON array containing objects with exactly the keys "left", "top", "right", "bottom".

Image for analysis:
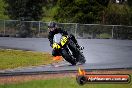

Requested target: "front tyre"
[
  {"left": 61, "top": 49, "right": 76, "bottom": 65},
  {"left": 68, "top": 41, "right": 86, "bottom": 64}
]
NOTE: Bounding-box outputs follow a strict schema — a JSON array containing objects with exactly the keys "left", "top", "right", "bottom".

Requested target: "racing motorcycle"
[{"left": 52, "top": 33, "right": 86, "bottom": 65}]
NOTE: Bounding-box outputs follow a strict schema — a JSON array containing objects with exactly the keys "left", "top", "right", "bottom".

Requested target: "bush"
[{"left": 97, "top": 33, "right": 112, "bottom": 39}]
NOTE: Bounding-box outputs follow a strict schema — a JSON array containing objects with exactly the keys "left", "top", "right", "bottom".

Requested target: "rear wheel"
[
  {"left": 78, "top": 52, "right": 86, "bottom": 64},
  {"left": 61, "top": 49, "right": 76, "bottom": 65}
]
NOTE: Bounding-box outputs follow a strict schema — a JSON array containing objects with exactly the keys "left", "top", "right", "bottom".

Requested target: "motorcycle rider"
[{"left": 48, "top": 21, "right": 81, "bottom": 57}]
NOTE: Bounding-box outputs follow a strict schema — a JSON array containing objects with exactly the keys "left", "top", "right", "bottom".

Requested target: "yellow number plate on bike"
[{"left": 61, "top": 36, "right": 68, "bottom": 46}]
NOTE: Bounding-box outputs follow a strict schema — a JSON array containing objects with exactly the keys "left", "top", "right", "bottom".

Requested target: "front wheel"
[{"left": 61, "top": 49, "right": 76, "bottom": 65}]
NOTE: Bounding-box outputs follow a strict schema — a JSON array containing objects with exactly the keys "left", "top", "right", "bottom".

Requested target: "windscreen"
[{"left": 53, "top": 33, "right": 62, "bottom": 43}]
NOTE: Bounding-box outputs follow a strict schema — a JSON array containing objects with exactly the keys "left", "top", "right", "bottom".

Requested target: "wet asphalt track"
[{"left": 0, "top": 37, "right": 132, "bottom": 75}]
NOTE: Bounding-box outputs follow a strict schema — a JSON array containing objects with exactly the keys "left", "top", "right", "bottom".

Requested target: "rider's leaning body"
[
  {"left": 48, "top": 27, "right": 68, "bottom": 47},
  {"left": 48, "top": 21, "right": 80, "bottom": 56}
]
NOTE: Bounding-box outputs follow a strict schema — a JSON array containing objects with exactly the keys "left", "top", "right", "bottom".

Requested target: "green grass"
[
  {"left": 0, "top": 49, "right": 54, "bottom": 70},
  {"left": 0, "top": 77, "right": 131, "bottom": 88}
]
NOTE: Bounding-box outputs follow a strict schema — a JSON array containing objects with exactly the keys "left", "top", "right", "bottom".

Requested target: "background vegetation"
[
  {"left": 0, "top": 0, "right": 131, "bottom": 25},
  {"left": 0, "top": 0, "right": 8, "bottom": 19}
]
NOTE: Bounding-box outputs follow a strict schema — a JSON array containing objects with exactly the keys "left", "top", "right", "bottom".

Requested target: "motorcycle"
[{"left": 52, "top": 33, "right": 86, "bottom": 65}]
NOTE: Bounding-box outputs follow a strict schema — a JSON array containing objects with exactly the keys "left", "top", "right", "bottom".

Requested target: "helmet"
[{"left": 48, "top": 21, "right": 57, "bottom": 28}]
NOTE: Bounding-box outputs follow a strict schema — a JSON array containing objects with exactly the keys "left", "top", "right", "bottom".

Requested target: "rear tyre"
[
  {"left": 61, "top": 49, "right": 76, "bottom": 65},
  {"left": 78, "top": 52, "right": 86, "bottom": 64}
]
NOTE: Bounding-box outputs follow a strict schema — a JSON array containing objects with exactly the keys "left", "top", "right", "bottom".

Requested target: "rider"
[{"left": 48, "top": 21, "right": 81, "bottom": 57}]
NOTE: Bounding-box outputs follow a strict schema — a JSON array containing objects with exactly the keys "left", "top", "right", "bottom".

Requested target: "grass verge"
[
  {"left": 0, "top": 49, "right": 56, "bottom": 70},
  {"left": 0, "top": 76, "right": 131, "bottom": 88}
]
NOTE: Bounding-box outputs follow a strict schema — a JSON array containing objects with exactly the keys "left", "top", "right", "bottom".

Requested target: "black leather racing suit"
[{"left": 48, "top": 28, "right": 78, "bottom": 56}]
